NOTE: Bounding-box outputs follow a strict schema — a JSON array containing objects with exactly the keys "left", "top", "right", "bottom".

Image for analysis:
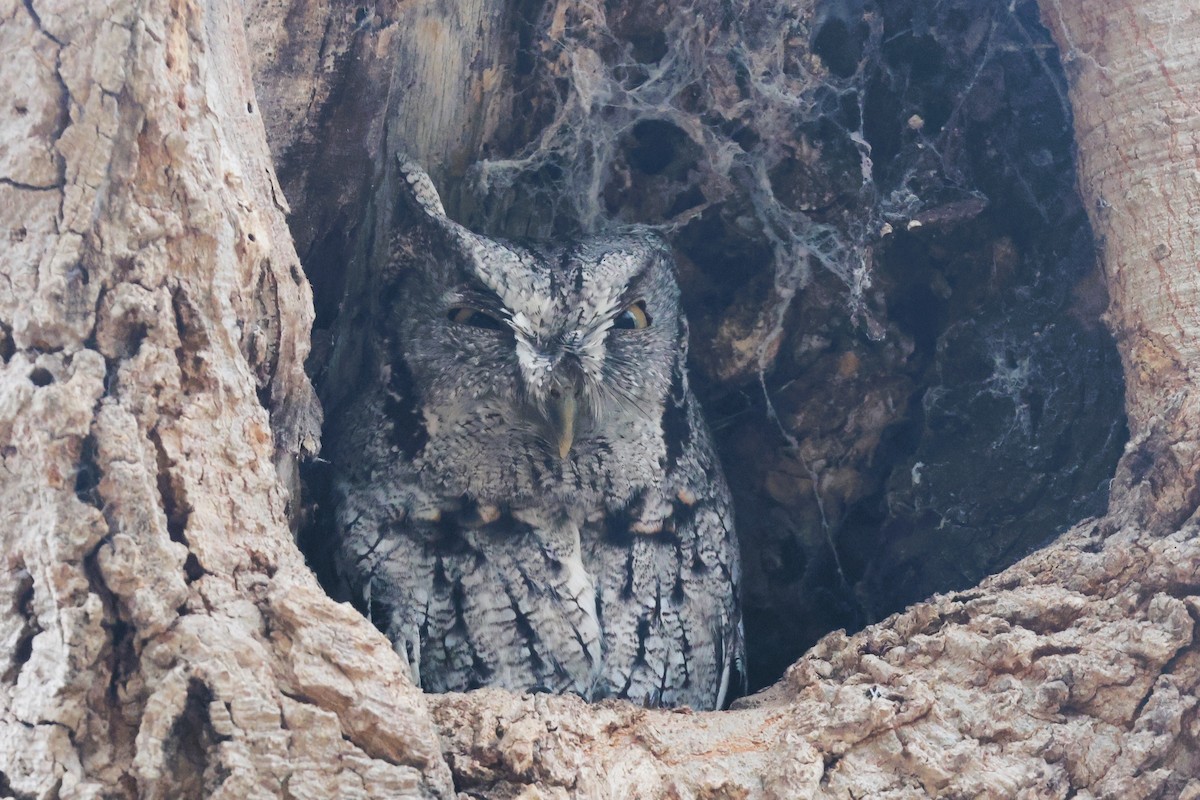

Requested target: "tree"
[
  {"left": 0, "top": 0, "right": 449, "bottom": 796},
  {"left": 1, "top": 0, "right": 1196, "bottom": 797}
]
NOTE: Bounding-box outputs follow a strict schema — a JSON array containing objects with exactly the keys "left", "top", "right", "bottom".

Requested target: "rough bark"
[
  {"left": 0, "top": 0, "right": 450, "bottom": 796},
  {"left": 433, "top": 521, "right": 1200, "bottom": 797},
  {"left": 2, "top": 0, "right": 1198, "bottom": 799}
]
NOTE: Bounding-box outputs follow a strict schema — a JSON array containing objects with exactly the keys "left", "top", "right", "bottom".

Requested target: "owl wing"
[
  {"left": 344, "top": 506, "right": 606, "bottom": 696},
  {"left": 334, "top": 388, "right": 606, "bottom": 696},
  {"left": 584, "top": 390, "right": 743, "bottom": 710}
]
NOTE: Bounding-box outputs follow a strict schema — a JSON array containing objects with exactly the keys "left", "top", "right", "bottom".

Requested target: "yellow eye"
[
  {"left": 613, "top": 300, "right": 651, "bottom": 330},
  {"left": 447, "top": 306, "right": 507, "bottom": 331}
]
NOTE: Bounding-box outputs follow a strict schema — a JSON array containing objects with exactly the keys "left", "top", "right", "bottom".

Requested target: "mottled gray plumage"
[{"left": 330, "top": 161, "right": 742, "bottom": 709}]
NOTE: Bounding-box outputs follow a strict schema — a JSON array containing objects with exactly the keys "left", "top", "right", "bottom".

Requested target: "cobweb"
[{"left": 460, "top": 0, "right": 1072, "bottom": 350}]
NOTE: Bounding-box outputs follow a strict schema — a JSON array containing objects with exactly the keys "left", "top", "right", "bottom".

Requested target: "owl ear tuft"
[{"left": 396, "top": 156, "right": 447, "bottom": 219}]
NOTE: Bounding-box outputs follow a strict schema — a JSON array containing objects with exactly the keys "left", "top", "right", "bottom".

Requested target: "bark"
[
  {"left": 0, "top": 0, "right": 450, "bottom": 796},
  {"left": 433, "top": 523, "right": 1200, "bottom": 797},
  {"left": 1040, "top": 0, "right": 1200, "bottom": 535},
  {"left": 1, "top": 1, "right": 1198, "bottom": 799}
]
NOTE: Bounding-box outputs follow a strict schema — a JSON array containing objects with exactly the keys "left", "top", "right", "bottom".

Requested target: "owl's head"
[{"left": 387, "top": 162, "right": 687, "bottom": 468}]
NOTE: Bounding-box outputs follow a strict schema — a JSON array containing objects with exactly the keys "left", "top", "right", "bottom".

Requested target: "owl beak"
[{"left": 550, "top": 391, "right": 577, "bottom": 459}]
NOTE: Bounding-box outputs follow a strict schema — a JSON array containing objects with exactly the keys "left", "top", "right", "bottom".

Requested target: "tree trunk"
[
  {"left": 1042, "top": 0, "right": 1200, "bottom": 536},
  {"left": 1, "top": 1, "right": 1197, "bottom": 799},
  {"left": 0, "top": 1, "right": 451, "bottom": 796}
]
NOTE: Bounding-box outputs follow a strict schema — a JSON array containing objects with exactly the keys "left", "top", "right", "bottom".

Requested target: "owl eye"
[
  {"left": 447, "top": 306, "right": 508, "bottom": 331},
  {"left": 612, "top": 301, "right": 652, "bottom": 330}
]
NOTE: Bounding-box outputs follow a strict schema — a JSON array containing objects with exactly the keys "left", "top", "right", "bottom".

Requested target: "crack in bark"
[
  {"left": 19, "top": 0, "right": 64, "bottom": 46},
  {"left": 147, "top": 427, "right": 193, "bottom": 552},
  {"left": 16, "top": 0, "right": 74, "bottom": 233},
  {"left": 0, "top": 177, "right": 61, "bottom": 192},
  {"left": 163, "top": 678, "right": 232, "bottom": 797},
  {"left": 169, "top": 289, "right": 215, "bottom": 394},
  {"left": 73, "top": 432, "right": 103, "bottom": 509},
  {"left": 277, "top": 688, "right": 418, "bottom": 771},
  {"left": 2, "top": 570, "right": 38, "bottom": 685}
]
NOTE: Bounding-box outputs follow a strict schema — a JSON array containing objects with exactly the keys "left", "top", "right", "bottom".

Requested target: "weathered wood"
[
  {"left": 0, "top": 1, "right": 450, "bottom": 796},
  {"left": 1041, "top": 0, "right": 1200, "bottom": 536}
]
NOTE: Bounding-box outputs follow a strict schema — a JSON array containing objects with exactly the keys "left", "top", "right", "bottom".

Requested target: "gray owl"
[{"left": 329, "top": 161, "right": 742, "bottom": 710}]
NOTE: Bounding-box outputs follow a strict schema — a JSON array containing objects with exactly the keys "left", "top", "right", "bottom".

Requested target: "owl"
[{"left": 329, "top": 160, "right": 742, "bottom": 710}]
